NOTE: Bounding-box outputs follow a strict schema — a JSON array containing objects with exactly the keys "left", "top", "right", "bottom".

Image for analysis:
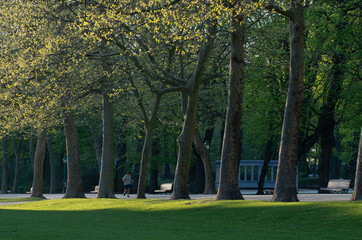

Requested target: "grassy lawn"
[
  {"left": 0, "top": 199, "right": 361, "bottom": 240},
  {"left": 0, "top": 197, "right": 43, "bottom": 203}
]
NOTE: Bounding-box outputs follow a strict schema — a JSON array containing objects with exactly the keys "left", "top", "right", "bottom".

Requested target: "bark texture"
[
  {"left": 97, "top": 90, "right": 116, "bottom": 198},
  {"left": 30, "top": 130, "right": 47, "bottom": 199},
  {"left": 216, "top": 10, "right": 245, "bottom": 200},
  {"left": 12, "top": 136, "right": 21, "bottom": 193},
  {"left": 63, "top": 110, "right": 86, "bottom": 198},
  {"left": 47, "top": 136, "right": 57, "bottom": 194},
  {"left": 171, "top": 21, "right": 216, "bottom": 200},
  {"left": 272, "top": 1, "right": 304, "bottom": 202}
]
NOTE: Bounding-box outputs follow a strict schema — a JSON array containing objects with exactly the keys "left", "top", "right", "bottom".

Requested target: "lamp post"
[{"left": 62, "top": 156, "right": 67, "bottom": 193}]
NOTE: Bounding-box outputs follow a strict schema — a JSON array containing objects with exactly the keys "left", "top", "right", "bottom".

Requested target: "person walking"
[{"left": 122, "top": 172, "right": 133, "bottom": 197}]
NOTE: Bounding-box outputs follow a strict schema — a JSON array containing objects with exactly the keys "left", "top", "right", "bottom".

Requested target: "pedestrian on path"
[{"left": 122, "top": 172, "right": 133, "bottom": 197}]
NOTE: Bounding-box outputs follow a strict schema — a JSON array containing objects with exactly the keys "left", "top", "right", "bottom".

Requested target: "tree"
[
  {"left": 216, "top": 0, "right": 245, "bottom": 200},
  {"left": 351, "top": 128, "right": 362, "bottom": 201},
  {"left": 30, "top": 130, "right": 47, "bottom": 199},
  {"left": 1, "top": 136, "right": 9, "bottom": 194},
  {"left": 262, "top": 0, "right": 305, "bottom": 202}
]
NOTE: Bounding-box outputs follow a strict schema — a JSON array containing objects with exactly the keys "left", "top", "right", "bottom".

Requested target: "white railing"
[{"left": 215, "top": 160, "right": 298, "bottom": 189}]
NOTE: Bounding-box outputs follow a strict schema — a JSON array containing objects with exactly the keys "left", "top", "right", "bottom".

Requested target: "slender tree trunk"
[
  {"left": 193, "top": 128, "right": 216, "bottom": 194},
  {"left": 1, "top": 136, "right": 8, "bottom": 194},
  {"left": 318, "top": 53, "right": 344, "bottom": 192},
  {"left": 84, "top": 112, "right": 102, "bottom": 170},
  {"left": 149, "top": 167, "right": 159, "bottom": 194},
  {"left": 137, "top": 94, "right": 161, "bottom": 199},
  {"left": 216, "top": 9, "right": 244, "bottom": 200},
  {"left": 97, "top": 90, "right": 115, "bottom": 198},
  {"left": 63, "top": 110, "right": 86, "bottom": 198},
  {"left": 272, "top": 1, "right": 304, "bottom": 202},
  {"left": 171, "top": 21, "right": 216, "bottom": 200},
  {"left": 30, "top": 130, "right": 47, "bottom": 199},
  {"left": 29, "top": 134, "right": 35, "bottom": 167},
  {"left": 47, "top": 136, "right": 56, "bottom": 193},
  {"left": 257, "top": 136, "right": 274, "bottom": 195},
  {"left": 12, "top": 136, "right": 21, "bottom": 193},
  {"left": 351, "top": 128, "right": 362, "bottom": 201}
]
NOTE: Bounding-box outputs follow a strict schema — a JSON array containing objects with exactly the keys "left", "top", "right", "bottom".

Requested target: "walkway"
[{"left": 0, "top": 189, "right": 354, "bottom": 204}]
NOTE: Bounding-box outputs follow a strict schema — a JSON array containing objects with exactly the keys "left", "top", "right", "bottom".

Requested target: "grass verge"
[{"left": 0, "top": 199, "right": 361, "bottom": 240}]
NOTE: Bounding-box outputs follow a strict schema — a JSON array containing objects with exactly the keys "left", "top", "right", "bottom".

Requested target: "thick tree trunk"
[
  {"left": 30, "top": 130, "right": 47, "bottom": 199},
  {"left": 63, "top": 110, "right": 86, "bottom": 198},
  {"left": 12, "top": 136, "right": 21, "bottom": 193},
  {"left": 216, "top": 10, "right": 244, "bottom": 200},
  {"left": 47, "top": 136, "right": 57, "bottom": 194},
  {"left": 193, "top": 128, "right": 216, "bottom": 194},
  {"left": 272, "top": 1, "right": 304, "bottom": 202},
  {"left": 351, "top": 128, "right": 362, "bottom": 201},
  {"left": 137, "top": 94, "right": 161, "bottom": 199},
  {"left": 171, "top": 21, "right": 216, "bottom": 200},
  {"left": 1, "top": 136, "right": 8, "bottom": 194},
  {"left": 97, "top": 90, "right": 115, "bottom": 198}
]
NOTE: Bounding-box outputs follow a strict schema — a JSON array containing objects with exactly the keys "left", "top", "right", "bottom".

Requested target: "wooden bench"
[
  {"left": 154, "top": 183, "right": 173, "bottom": 194},
  {"left": 320, "top": 179, "right": 350, "bottom": 193},
  {"left": 90, "top": 186, "right": 99, "bottom": 194}
]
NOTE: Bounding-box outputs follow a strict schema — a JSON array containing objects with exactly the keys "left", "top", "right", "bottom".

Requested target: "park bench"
[
  {"left": 90, "top": 185, "right": 99, "bottom": 194},
  {"left": 320, "top": 179, "right": 351, "bottom": 193},
  {"left": 154, "top": 183, "right": 173, "bottom": 194}
]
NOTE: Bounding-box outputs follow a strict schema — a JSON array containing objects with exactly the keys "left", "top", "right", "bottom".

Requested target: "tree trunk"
[
  {"left": 29, "top": 134, "right": 35, "bottom": 167},
  {"left": 272, "top": 1, "right": 304, "bottom": 202},
  {"left": 12, "top": 136, "right": 21, "bottom": 193},
  {"left": 171, "top": 21, "right": 216, "bottom": 200},
  {"left": 1, "top": 136, "right": 8, "bottom": 194},
  {"left": 30, "top": 130, "right": 47, "bottom": 199},
  {"left": 63, "top": 110, "right": 86, "bottom": 198},
  {"left": 216, "top": 9, "right": 244, "bottom": 200},
  {"left": 149, "top": 167, "right": 159, "bottom": 194},
  {"left": 97, "top": 90, "right": 115, "bottom": 198},
  {"left": 318, "top": 53, "right": 344, "bottom": 192},
  {"left": 137, "top": 94, "right": 161, "bottom": 199},
  {"left": 257, "top": 136, "right": 274, "bottom": 195},
  {"left": 193, "top": 128, "right": 216, "bottom": 194},
  {"left": 351, "top": 128, "right": 362, "bottom": 201},
  {"left": 47, "top": 136, "right": 57, "bottom": 193},
  {"left": 84, "top": 112, "right": 102, "bottom": 171}
]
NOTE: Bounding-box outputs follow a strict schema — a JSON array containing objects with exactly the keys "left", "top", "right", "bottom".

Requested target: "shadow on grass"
[{"left": 0, "top": 200, "right": 361, "bottom": 240}]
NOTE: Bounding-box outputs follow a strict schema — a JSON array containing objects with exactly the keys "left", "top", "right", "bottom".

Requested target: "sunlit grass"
[
  {"left": 0, "top": 197, "right": 43, "bottom": 203},
  {"left": 0, "top": 199, "right": 361, "bottom": 240}
]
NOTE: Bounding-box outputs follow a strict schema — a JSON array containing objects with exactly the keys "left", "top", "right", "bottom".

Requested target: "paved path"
[{"left": 0, "top": 189, "right": 354, "bottom": 205}]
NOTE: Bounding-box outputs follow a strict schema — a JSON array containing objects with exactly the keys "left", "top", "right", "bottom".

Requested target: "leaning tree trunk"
[
  {"left": 272, "top": 1, "right": 304, "bottom": 202},
  {"left": 216, "top": 9, "right": 245, "bottom": 201},
  {"left": 12, "top": 136, "right": 21, "bottom": 193},
  {"left": 30, "top": 130, "right": 47, "bottom": 199},
  {"left": 1, "top": 136, "right": 8, "bottom": 194},
  {"left": 97, "top": 90, "right": 115, "bottom": 198},
  {"left": 47, "top": 136, "right": 57, "bottom": 194},
  {"left": 193, "top": 127, "right": 216, "bottom": 194},
  {"left": 351, "top": 128, "right": 362, "bottom": 201},
  {"left": 137, "top": 94, "right": 161, "bottom": 199},
  {"left": 171, "top": 22, "right": 216, "bottom": 200},
  {"left": 63, "top": 110, "right": 85, "bottom": 198},
  {"left": 257, "top": 136, "right": 274, "bottom": 195}
]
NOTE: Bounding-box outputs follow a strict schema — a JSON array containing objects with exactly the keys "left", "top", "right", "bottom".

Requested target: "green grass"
[
  {"left": 0, "top": 199, "right": 361, "bottom": 240},
  {"left": 0, "top": 197, "right": 43, "bottom": 203}
]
